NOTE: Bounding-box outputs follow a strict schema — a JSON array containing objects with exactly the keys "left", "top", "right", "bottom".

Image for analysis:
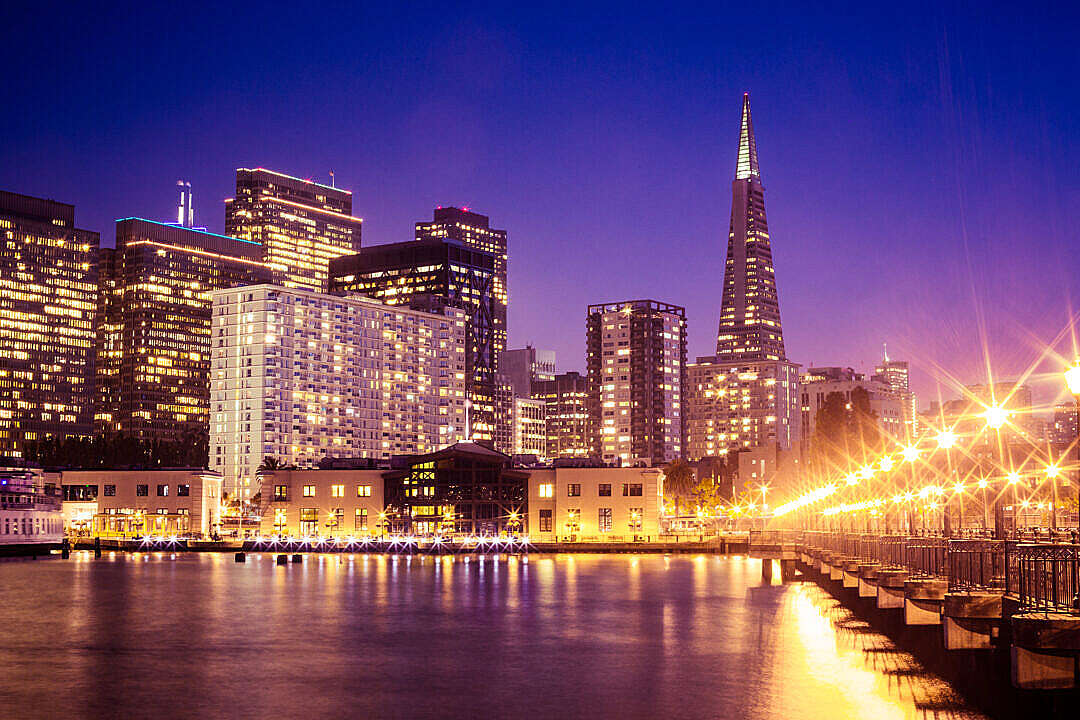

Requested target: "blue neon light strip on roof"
[{"left": 114, "top": 217, "right": 261, "bottom": 244}]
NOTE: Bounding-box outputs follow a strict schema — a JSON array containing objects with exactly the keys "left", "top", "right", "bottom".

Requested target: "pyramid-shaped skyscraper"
[{"left": 686, "top": 94, "right": 800, "bottom": 461}]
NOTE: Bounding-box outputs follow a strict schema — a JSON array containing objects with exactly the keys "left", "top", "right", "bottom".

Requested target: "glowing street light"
[
  {"left": 937, "top": 430, "right": 957, "bottom": 449},
  {"left": 983, "top": 405, "right": 1010, "bottom": 430},
  {"left": 901, "top": 445, "right": 920, "bottom": 463},
  {"left": 1065, "top": 361, "right": 1080, "bottom": 536}
]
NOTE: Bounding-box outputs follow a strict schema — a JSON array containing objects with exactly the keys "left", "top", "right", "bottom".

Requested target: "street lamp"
[
  {"left": 902, "top": 445, "right": 919, "bottom": 534},
  {"left": 1007, "top": 471, "right": 1022, "bottom": 535},
  {"left": 1064, "top": 361, "right": 1080, "bottom": 536},
  {"left": 1046, "top": 464, "right": 1061, "bottom": 533},
  {"left": 937, "top": 431, "right": 957, "bottom": 535}
]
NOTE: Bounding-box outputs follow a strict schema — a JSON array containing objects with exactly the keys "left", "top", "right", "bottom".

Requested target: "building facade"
[
  {"left": 685, "top": 356, "right": 800, "bottom": 460},
  {"left": 416, "top": 207, "right": 507, "bottom": 369},
  {"left": 383, "top": 443, "right": 529, "bottom": 536},
  {"left": 586, "top": 300, "right": 686, "bottom": 466},
  {"left": 527, "top": 467, "right": 663, "bottom": 541},
  {"left": 1050, "top": 403, "right": 1078, "bottom": 446},
  {"left": 512, "top": 397, "right": 547, "bottom": 459},
  {"left": 499, "top": 346, "right": 556, "bottom": 398},
  {"left": 59, "top": 468, "right": 222, "bottom": 538},
  {"left": 0, "top": 191, "right": 99, "bottom": 456},
  {"left": 209, "top": 285, "right": 467, "bottom": 498},
  {"left": 872, "top": 347, "right": 918, "bottom": 441},
  {"left": 257, "top": 468, "right": 386, "bottom": 537},
  {"left": 329, "top": 239, "right": 499, "bottom": 444},
  {"left": 532, "top": 372, "right": 590, "bottom": 460},
  {"left": 686, "top": 94, "right": 800, "bottom": 461},
  {"left": 95, "top": 219, "right": 274, "bottom": 442},
  {"left": 225, "top": 168, "right": 363, "bottom": 292}
]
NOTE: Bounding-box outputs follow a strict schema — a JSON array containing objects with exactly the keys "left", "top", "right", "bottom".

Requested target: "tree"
[
  {"left": 258, "top": 456, "right": 283, "bottom": 472},
  {"left": 663, "top": 459, "right": 696, "bottom": 515}
]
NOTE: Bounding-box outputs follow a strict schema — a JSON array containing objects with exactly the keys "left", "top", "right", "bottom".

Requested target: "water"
[{"left": 2, "top": 552, "right": 986, "bottom": 719}]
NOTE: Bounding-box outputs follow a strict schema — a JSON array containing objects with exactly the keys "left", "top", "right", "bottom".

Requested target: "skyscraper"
[
  {"left": 329, "top": 239, "right": 498, "bottom": 443},
  {"left": 0, "top": 191, "right": 99, "bottom": 456},
  {"left": 686, "top": 94, "right": 800, "bottom": 460},
  {"left": 532, "top": 371, "right": 591, "bottom": 460},
  {"left": 586, "top": 300, "right": 686, "bottom": 466},
  {"left": 225, "top": 168, "right": 363, "bottom": 292},
  {"left": 716, "top": 93, "right": 785, "bottom": 362},
  {"left": 499, "top": 346, "right": 556, "bottom": 398},
  {"left": 95, "top": 219, "right": 274, "bottom": 443},
  {"left": 416, "top": 207, "right": 507, "bottom": 361},
  {"left": 872, "top": 345, "right": 918, "bottom": 441}
]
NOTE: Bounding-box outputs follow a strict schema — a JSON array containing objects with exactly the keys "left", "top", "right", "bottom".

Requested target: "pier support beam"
[
  {"left": 857, "top": 563, "right": 880, "bottom": 598},
  {"left": 876, "top": 569, "right": 910, "bottom": 609},
  {"left": 842, "top": 559, "right": 860, "bottom": 589},
  {"left": 904, "top": 579, "right": 947, "bottom": 626},
  {"left": 943, "top": 592, "right": 1002, "bottom": 650},
  {"left": 1011, "top": 613, "right": 1080, "bottom": 689},
  {"left": 761, "top": 558, "right": 774, "bottom": 581}
]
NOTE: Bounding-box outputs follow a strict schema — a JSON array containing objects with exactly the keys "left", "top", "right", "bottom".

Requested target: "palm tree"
[
  {"left": 663, "top": 459, "right": 696, "bottom": 515},
  {"left": 258, "top": 456, "right": 282, "bottom": 472}
]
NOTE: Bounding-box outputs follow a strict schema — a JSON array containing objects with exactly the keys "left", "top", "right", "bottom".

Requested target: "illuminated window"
[
  {"left": 598, "top": 508, "right": 613, "bottom": 532},
  {"left": 157, "top": 484, "right": 169, "bottom": 497},
  {"left": 302, "top": 485, "right": 315, "bottom": 497},
  {"left": 331, "top": 484, "right": 344, "bottom": 498},
  {"left": 355, "top": 508, "right": 368, "bottom": 531},
  {"left": 538, "top": 483, "right": 553, "bottom": 498},
  {"left": 356, "top": 484, "right": 372, "bottom": 497},
  {"left": 274, "top": 485, "right": 288, "bottom": 501}
]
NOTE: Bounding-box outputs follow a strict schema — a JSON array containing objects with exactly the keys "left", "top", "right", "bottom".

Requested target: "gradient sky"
[{"left": 2, "top": 2, "right": 1077, "bottom": 409}]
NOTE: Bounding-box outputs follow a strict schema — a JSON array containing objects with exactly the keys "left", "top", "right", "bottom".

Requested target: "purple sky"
[{"left": 2, "top": 2, "right": 1077, "bottom": 409}]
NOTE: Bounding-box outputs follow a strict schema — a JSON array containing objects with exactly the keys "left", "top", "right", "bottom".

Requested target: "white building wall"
[{"left": 210, "top": 285, "right": 467, "bottom": 497}]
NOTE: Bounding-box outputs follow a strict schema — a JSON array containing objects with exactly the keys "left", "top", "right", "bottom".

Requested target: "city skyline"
[{"left": 3, "top": 3, "right": 1078, "bottom": 408}]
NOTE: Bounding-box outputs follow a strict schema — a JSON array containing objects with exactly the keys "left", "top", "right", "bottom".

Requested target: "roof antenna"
[{"left": 329, "top": 170, "right": 335, "bottom": 188}]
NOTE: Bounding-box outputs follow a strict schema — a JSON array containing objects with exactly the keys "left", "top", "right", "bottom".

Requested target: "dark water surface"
[{"left": 2, "top": 552, "right": 987, "bottom": 719}]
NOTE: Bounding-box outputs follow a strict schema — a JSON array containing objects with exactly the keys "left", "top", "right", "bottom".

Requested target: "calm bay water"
[{"left": 1, "top": 552, "right": 986, "bottom": 719}]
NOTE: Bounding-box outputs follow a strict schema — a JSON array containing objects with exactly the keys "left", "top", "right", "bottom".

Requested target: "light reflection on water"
[{"left": 1, "top": 553, "right": 986, "bottom": 719}]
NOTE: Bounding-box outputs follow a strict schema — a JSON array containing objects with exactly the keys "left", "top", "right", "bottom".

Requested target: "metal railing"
[
  {"left": 906, "top": 536, "right": 948, "bottom": 577},
  {"left": 947, "top": 539, "right": 1004, "bottom": 591},
  {"left": 1012, "top": 543, "right": 1080, "bottom": 613}
]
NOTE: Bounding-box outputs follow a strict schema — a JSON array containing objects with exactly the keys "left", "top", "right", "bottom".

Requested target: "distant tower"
[{"left": 176, "top": 180, "right": 194, "bottom": 228}]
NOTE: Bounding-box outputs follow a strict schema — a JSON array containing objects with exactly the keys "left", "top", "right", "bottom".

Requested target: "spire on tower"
[
  {"left": 735, "top": 92, "right": 760, "bottom": 180},
  {"left": 883, "top": 342, "right": 890, "bottom": 363}
]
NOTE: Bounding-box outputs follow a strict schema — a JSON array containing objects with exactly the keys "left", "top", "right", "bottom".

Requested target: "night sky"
[{"left": 3, "top": 2, "right": 1077, "bottom": 409}]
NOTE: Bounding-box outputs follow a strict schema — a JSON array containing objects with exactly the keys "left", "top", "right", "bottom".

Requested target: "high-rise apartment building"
[
  {"left": 686, "top": 94, "right": 800, "bottom": 460},
  {"left": 511, "top": 397, "right": 547, "bottom": 459},
  {"left": 586, "top": 300, "right": 686, "bottom": 466},
  {"left": 329, "top": 239, "right": 499, "bottom": 444},
  {"left": 0, "top": 191, "right": 99, "bottom": 455},
  {"left": 416, "top": 207, "right": 507, "bottom": 361},
  {"left": 225, "top": 168, "right": 363, "bottom": 292},
  {"left": 685, "top": 357, "right": 800, "bottom": 461},
  {"left": 533, "top": 372, "right": 590, "bottom": 460},
  {"left": 95, "top": 219, "right": 274, "bottom": 441},
  {"left": 499, "top": 346, "right": 556, "bottom": 398},
  {"left": 872, "top": 346, "right": 918, "bottom": 441},
  {"left": 209, "top": 285, "right": 468, "bottom": 497}
]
